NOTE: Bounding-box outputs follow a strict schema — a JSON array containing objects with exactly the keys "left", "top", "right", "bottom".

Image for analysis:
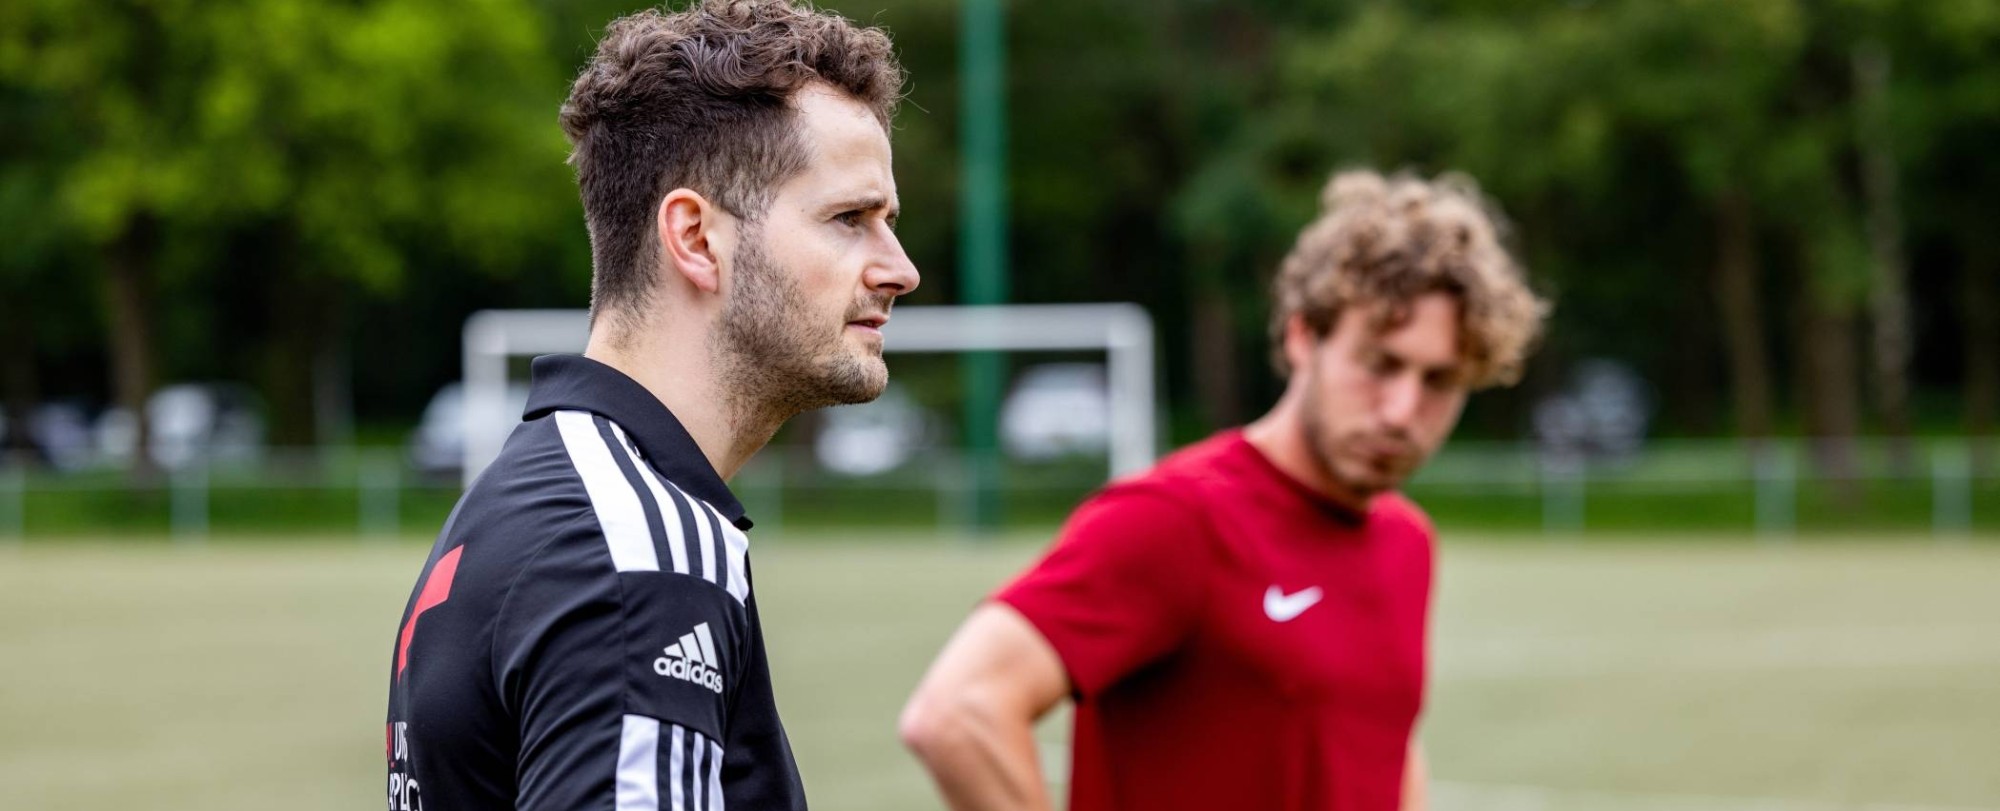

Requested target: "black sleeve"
[{"left": 493, "top": 520, "right": 749, "bottom": 811}]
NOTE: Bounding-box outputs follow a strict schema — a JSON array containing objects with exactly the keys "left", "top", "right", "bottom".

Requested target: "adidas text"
[
  {"left": 653, "top": 622, "right": 725, "bottom": 693},
  {"left": 654, "top": 653, "right": 724, "bottom": 692}
]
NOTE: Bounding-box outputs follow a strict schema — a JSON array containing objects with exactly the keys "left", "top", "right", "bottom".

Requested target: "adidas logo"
[{"left": 652, "top": 622, "right": 725, "bottom": 693}]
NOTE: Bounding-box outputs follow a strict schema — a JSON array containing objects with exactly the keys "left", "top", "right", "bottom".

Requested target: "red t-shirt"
[{"left": 995, "top": 430, "right": 1433, "bottom": 811}]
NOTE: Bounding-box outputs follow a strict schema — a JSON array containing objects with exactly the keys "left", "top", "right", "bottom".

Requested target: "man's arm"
[
  {"left": 1403, "top": 742, "right": 1428, "bottom": 811},
  {"left": 899, "top": 603, "right": 1071, "bottom": 811}
]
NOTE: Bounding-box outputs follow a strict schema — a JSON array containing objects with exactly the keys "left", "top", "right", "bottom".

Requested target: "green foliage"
[
  {"left": 1, "top": 0, "right": 571, "bottom": 288},
  {"left": 2, "top": 0, "right": 1995, "bottom": 438}
]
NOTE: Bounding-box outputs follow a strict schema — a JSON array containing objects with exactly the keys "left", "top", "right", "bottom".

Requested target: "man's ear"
[
  {"left": 656, "top": 189, "right": 731, "bottom": 295},
  {"left": 1283, "top": 313, "right": 1320, "bottom": 374}
]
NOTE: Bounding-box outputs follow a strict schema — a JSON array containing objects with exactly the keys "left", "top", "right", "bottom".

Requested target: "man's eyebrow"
[
  {"left": 1375, "top": 345, "right": 1463, "bottom": 375},
  {"left": 824, "top": 194, "right": 901, "bottom": 228},
  {"left": 827, "top": 194, "right": 894, "bottom": 214}
]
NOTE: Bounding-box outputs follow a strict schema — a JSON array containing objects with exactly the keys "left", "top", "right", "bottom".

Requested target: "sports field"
[{"left": 1, "top": 533, "right": 1996, "bottom": 811}]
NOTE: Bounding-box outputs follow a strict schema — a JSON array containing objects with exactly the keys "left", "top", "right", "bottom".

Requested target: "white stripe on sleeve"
[
  {"left": 674, "top": 483, "right": 719, "bottom": 584},
  {"left": 668, "top": 724, "right": 686, "bottom": 811},
  {"left": 707, "top": 738, "right": 725, "bottom": 811},
  {"left": 555, "top": 411, "right": 659, "bottom": 573},
  {"left": 608, "top": 423, "right": 691, "bottom": 575},
  {"left": 615, "top": 715, "right": 660, "bottom": 811},
  {"left": 696, "top": 498, "right": 752, "bottom": 604},
  {"left": 688, "top": 731, "right": 706, "bottom": 811}
]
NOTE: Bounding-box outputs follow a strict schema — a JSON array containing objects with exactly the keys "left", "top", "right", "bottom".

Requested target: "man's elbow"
[
  {"left": 899, "top": 684, "right": 982, "bottom": 763},
  {"left": 898, "top": 687, "right": 953, "bottom": 759}
]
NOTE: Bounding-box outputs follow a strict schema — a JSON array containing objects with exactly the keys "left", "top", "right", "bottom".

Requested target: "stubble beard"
[
  {"left": 1299, "top": 370, "right": 1397, "bottom": 507},
  {"left": 712, "top": 233, "right": 888, "bottom": 428}
]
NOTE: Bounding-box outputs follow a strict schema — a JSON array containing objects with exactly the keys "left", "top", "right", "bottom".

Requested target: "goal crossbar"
[{"left": 463, "top": 304, "right": 1157, "bottom": 485}]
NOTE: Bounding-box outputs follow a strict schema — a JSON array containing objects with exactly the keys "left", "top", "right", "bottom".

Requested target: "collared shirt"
[{"left": 386, "top": 355, "right": 805, "bottom": 811}]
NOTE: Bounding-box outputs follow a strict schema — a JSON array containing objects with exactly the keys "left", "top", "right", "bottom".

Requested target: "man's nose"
[
  {"left": 865, "top": 230, "right": 921, "bottom": 296},
  {"left": 1378, "top": 374, "right": 1422, "bottom": 431}
]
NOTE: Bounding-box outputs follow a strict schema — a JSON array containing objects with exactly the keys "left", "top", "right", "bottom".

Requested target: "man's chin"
[
  {"left": 822, "top": 356, "right": 888, "bottom": 405},
  {"left": 844, "top": 377, "right": 888, "bottom": 404},
  {"left": 1331, "top": 464, "right": 1401, "bottom": 500}
]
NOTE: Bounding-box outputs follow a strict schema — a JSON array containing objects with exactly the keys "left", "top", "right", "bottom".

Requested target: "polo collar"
[{"left": 522, "top": 354, "right": 751, "bottom": 529}]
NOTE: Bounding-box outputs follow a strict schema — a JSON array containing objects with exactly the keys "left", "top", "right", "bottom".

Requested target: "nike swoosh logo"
[{"left": 1264, "top": 585, "right": 1323, "bottom": 622}]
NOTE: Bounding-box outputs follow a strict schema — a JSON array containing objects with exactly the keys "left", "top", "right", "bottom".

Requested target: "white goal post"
[{"left": 462, "top": 304, "right": 1158, "bottom": 486}]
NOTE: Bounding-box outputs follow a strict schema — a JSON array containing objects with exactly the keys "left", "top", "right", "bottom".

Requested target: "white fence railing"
[{"left": 1, "top": 438, "right": 1993, "bottom": 541}]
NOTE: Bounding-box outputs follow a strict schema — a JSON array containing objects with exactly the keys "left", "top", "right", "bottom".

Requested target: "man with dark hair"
[
  {"left": 900, "top": 170, "right": 1549, "bottom": 811},
  {"left": 384, "top": 2, "right": 916, "bottom": 809}
]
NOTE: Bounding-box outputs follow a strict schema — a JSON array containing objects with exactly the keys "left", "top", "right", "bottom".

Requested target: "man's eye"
[{"left": 835, "top": 210, "right": 865, "bottom": 227}]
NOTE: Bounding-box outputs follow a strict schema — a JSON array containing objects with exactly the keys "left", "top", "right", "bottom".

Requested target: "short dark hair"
[{"left": 559, "top": 0, "right": 904, "bottom": 327}]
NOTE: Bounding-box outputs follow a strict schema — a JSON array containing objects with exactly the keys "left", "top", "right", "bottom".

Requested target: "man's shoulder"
[
  {"left": 1087, "top": 431, "right": 1246, "bottom": 511},
  {"left": 1058, "top": 437, "right": 1244, "bottom": 551},
  {"left": 447, "top": 414, "right": 597, "bottom": 548},
  {"left": 466, "top": 409, "right": 753, "bottom": 608}
]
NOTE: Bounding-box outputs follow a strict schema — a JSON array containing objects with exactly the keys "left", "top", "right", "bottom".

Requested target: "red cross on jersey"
[{"left": 995, "top": 430, "right": 1433, "bottom": 811}]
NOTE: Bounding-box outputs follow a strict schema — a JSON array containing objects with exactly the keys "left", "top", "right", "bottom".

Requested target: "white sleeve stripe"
[
  {"left": 668, "top": 724, "right": 686, "bottom": 811},
  {"left": 608, "top": 423, "right": 693, "bottom": 576},
  {"left": 616, "top": 715, "right": 660, "bottom": 811},
  {"left": 665, "top": 480, "right": 721, "bottom": 587},
  {"left": 693, "top": 489, "right": 718, "bottom": 584},
  {"left": 689, "top": 731, "right": 706, "bottom": 811},
  {"left": 699, "top": 499, "right": 752, "bottom": 604},
  {"left": 708, "top": 738, "right": 725, "bottom": 811},
  {"left": 658, "top": 482, "right": 712, "bottom": 587},
  {"left": 555, "top": 411, "right": 659, "bottom": 573}
]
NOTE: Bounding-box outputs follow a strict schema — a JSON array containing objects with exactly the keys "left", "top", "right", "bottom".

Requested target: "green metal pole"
[{"left": 960, "top": 0, "right": 1008, "bottom": 532}]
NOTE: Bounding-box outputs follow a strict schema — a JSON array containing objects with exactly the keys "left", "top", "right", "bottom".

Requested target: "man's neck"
[
  {"left": 1242, "top": 394, "right": 1371, "bottom": 514},
  {"left": 583, "top": 327, "right": 776, "bottom": 482}
]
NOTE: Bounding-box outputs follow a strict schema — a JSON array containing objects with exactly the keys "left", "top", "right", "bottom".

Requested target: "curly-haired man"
[
  {"left": 902, "top": 170, "right": 1547, "bottom": 811},
  {"left": 385, "top": 3, "right": 915, "bottom": 809}
]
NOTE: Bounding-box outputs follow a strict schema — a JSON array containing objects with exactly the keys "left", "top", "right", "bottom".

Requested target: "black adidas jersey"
[{"left": 385, "top": 355, "right": 804, "bottom": 811}]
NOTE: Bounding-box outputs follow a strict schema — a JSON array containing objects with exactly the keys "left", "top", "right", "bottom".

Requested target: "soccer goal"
[{"left": 461, "top": 304, "right": 1158, "bottom": 488}]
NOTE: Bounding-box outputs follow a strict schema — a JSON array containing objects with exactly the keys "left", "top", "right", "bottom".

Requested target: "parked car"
[
  {"left": 1000, "top": 363, "right": 1110, "bottom": 462},
  {"left": 95, "top": 384, "right": 267, "bottom": 470},
  {"left": 25, "top": 401, "right": 97, "bottom": 471},
  {"left": 408, "top": 382, "right": 531, "bottom": 477},
  {"left": 1533, "top": 359, "right": 1653, "bottom": 464},
  {"left": 814, "top": 383, "right": 929, "bottom": 476}
]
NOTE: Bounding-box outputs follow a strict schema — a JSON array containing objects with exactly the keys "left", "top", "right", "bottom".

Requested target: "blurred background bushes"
[{"left": 2, "top": 0, "right": 1995, "bottom": 466}]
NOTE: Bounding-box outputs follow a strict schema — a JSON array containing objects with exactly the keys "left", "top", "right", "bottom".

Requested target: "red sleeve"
[{"left": 993, "top": 486, "right": 1215, "bottom": 696}]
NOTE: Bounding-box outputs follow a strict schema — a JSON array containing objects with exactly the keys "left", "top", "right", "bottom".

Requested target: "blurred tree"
[
  {"left": 1893, "top": 0, "right": 2000, "bottom": 472},
  {"left": 0, "top": 0, "right": 571, "bottom": 454},
  {"left": 1267, "top": 0, "right": 1806, "bottom": 443},
  {"left": 0, "top": 85, "right": 75, "bottom": 460},
  {"left": 1239, "top": 0, "right": 2000, "bottom": 473},
  {"left": 4, "top": 0, "right": 1995, "bottom": 460}
]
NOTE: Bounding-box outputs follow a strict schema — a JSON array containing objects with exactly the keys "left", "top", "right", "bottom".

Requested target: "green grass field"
[{"left": 2, "top": 533, "right": 1996, "bottom": 810}]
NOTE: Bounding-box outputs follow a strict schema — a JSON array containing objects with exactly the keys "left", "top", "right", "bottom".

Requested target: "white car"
[
  {"left": 1000, "top": 363, "right": 1110, "bottom": 462},
  {"left": 814, "top": 384, "right": 928, "bottom": 476},
  {"left": 95, "top": 384, "right": 266, "bottom": 470},
  {"left": 409, "top": 382, "right": 531, "bottom": 477}
]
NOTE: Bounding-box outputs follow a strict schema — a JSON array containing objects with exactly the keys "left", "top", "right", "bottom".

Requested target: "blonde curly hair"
[{"left": 1269, "top": 169, "right": 1549, "bottom": 389}]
